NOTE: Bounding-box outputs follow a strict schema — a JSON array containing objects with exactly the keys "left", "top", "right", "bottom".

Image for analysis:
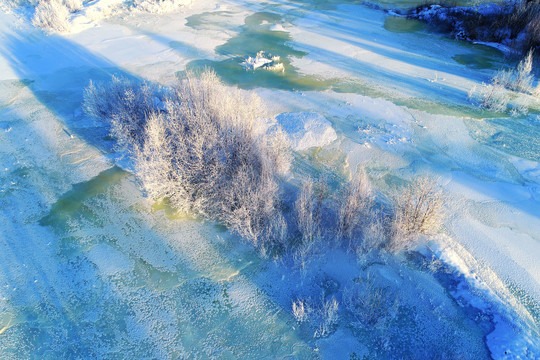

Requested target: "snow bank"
[
  {"left": 276, "top": 112, "right": 337, "bottom": 151},
  {"left": 10, "top": 0, "right": 196, "bottom": 33},
  {"left": 429, "top": 239, "right": 540, "bottom": 359},
  {"left": 75, "top": 0, "right": 125, "bottom": 21},
  {"left": 486, "top": 315, "right": 539, "bottom": 360},
  {"left": 131, "top": 0, "right": 193, "bottom": 14},
  {"left": 408, "top": 3, "right": 529, "bottom": 53},
  {"left": 72, "top": 0, "right": 194, "bottom": 32}
]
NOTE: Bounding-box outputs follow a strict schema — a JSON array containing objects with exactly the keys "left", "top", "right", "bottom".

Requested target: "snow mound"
[{"left": 276, "top": 112, "right": 337, "bottom": 151}]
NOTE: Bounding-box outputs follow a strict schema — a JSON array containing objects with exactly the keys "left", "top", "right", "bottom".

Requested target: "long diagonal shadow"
[
  {"left": 1, "top": 32, "right": 144, "bottom": 153},
  {"left": 1, "top": 29, "right": 317, "bottom": 357}
]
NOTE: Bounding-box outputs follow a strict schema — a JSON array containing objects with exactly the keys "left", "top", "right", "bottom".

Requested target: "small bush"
[
  {"left": 293, "top": 178, "right": 328, "bottom": 268},
  {"left": 514, "top": 50, "right": 535, "bottom": 93},
  {"left": 493, "top": 50, "right": 535, "bottom": 94},
  {"left": 295, "top": 180, "right": 321, "bottom": 244},
  {"left": 388, "top": 177, "right": 444, "bottom": 253},
  {"left": 291, "top": 296, "right": 339, "bottom": 337},
  {"left": 534, "top": 82, "right": 540, "bottom": 98},
  {"left": 84, "top": 70, "right": 291, "bottom": 250},
  {"left": 343, "top": 276, "right": 391, "bottom": 326},
  {"left": 32, "top": 0, "right": 70, "bottom": 32},
  {"left": 336, "top": 169, "right": 373, "bottom": 249},
  {"left": 314, "top": 296, "right": 339, "bottom": 338},
  {"left": 292, "top": 299, "right": 308, "bottom": 323},
  {"left": 468, "top": 83, "right": 510, "bottom": 113},
  {"left": 359, "top": 209, "right": 388, "bottom": 254},
  {"left": 31, "top": 0, "right": 84, "bottom": 31},
  {"left": 133, "top": 0, "right": 189, "bottom": 13},
  {"left": 469, "top": 50, "right": 538, "bottom": 114},
  {"left": 260, "top": 210, "right": 288, "bottom": 256},
  {"left": 84, "top": 76, "right": 164, "bottom": 150},
  {"left": 63, "top": 0, "right": 83, "bottom": 12}
]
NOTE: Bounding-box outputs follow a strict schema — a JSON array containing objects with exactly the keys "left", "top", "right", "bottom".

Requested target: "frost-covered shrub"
[
  {"left": 84, "top": 76, "right": 164, "bottom": 150},
  {"left": 31, "top": 0, "right": 84, "bottom": 31},
  {"left": 291, "top": 296, "right": 338, "bottom": 337},
  {"left": 295, "top": 180, "right": 321, "bottom": 244},
  {"left": 387, "top": 177, "right": 444, "bottom": 253},
  {"left": 133, "top": 0, "right": 190, "bottom": 13},
  {"left": 469, "top": 50, "right": 539, "bottom": 114},
  {"left": 534, "top": 82, "right": 540, "bottom": 98},
  {"left": 294, "top": 178, "right": 327, "bottom": 268},
  {"left": 260, "top": 210, "right": 289, "bottom": 256},
  {"left": 492, "top": 50, "right": 535, "bottom": 94},
  {"left": 513, "top": 50, "right": 535, "bottom": 93},
  {"left": 85, "top": 70, "right": 291, "bottom": 250},
  {"left": 314, "top": 296, "right": 339, "bottom": 338},
  {"left": 359, "top": 209, "right": 388, "bottom": 254},
  {"left": 343, "top": 277, "right": 391, "bottom": 326},
  {"left": 32, "top": 0, "right": 70, "bottom": 31},
  {"left": 159, "top": 70, "right": 289, "bottom": 245},
  {"left": 468, "top": 83, "right": 510, "bottom": 113},
  {"left": 130, "top": 112, "right": 179, "bottom": 204},
  {"left": 294, "top": 181, "right": 318, "bottom": 269},
  {"left": 63, "top": 0, "right": 83, "bottom": 12},
  {"left": 292, "top": 299, "right": 308, "bottom": 323},
  {"left": 336, "top": 169, "right": 373, "bottom": 249}
]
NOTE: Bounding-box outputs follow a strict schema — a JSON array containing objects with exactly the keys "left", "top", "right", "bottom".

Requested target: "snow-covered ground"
[{"left": 0, "top": 0, "right": 539, "bottom": 358}]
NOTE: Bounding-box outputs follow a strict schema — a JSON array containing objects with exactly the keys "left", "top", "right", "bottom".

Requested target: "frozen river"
[{"left": 0, "top": 0, "right": 539, "bottom": 358}]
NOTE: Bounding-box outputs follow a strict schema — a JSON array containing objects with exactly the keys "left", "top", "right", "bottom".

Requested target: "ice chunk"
[
  {"left": 265, "top": 62, "right": 284, "bottom": 72},
  {"left": 269, "top": 24, "right": 285, "bottom": 32},
  {"left": 241, "top": 52, "right": 273, "bottom": 70},
  {"left": 276, "top": 112, "right": 337, "bottom": 151},
  {"left": 241, "top": 51, "right": 284, "bottom": 72}
]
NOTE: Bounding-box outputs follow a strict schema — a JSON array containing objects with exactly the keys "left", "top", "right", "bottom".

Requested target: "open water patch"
[
  {"left": 384, "top": 16, "right": 426, "bottom": 33},
  {"left": 184, "top": 11, "right": 340, "bottom": 91},
  {"left": 39, "top": 166, "right": 127, "bottom": 229}
]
